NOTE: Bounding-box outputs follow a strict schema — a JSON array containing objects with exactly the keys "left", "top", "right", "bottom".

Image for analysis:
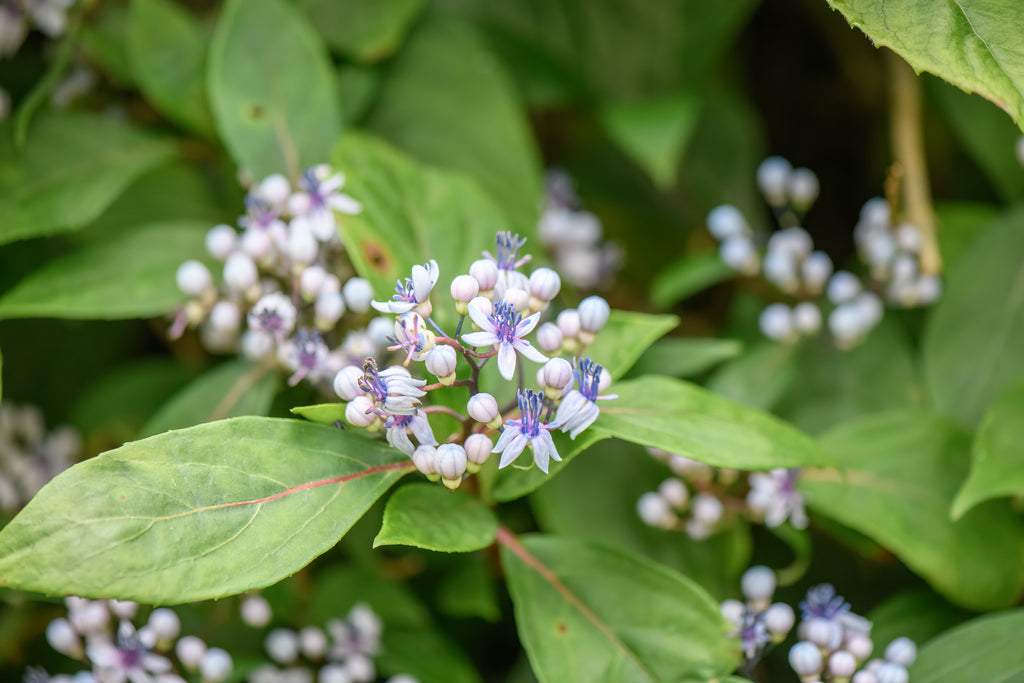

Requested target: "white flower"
[
  {"left": 461, "top": 300, "right": 547, "bottom": 381},
  {"left": 746, "top": 468, "right": 808, "bottom": 529},
  {"left": 492, "top": 390, "right": 560, "bottom": 473},
  {"left": 551, "top": 358, "right": 616, "bottom": 438},
  {"left": 372, "top": 260, "right": 439, "bottom": 315}
]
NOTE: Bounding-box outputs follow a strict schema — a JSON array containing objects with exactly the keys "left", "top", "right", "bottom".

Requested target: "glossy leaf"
[
  {"left": 583, "top": 311, "right": 679, "bottom": 379},
  {"left": 595, "top": 375, "right": 831, "bottom": 470},
  {"left": 802, "top": 411, "right": 1024, "bottom": 610},
  {"left": 290, "top": 403, "right": 347, "bottom": 425},
  {"left": 0, "top": 112, "right": 175, "bottom": 245},
  {"left": 866, "top": 590, "right": 968, "bottom": 651},
  {"left": 923, "top": 206, "right": 1024, "bottom": 427},
  {"left": 208, "top": 0, "right": 340, "bottom": 178},
  {"left": 0, "top": 417, "right": 412, "bottom": 603},
  {"left": 651, "top": 253, "right": 735, "bottom": 310},
  {"left": 0, "top": 222, "right": 209, "bottom": 320},
  {"left": 492, "top": 429, "right": 607, "bottom": 503},
  {"left": 436, "top": 552, "right": 502, "bottom": 622},
  {"left": 501, "top": 534, "right": 740, "bottom": 682},
  {"left": 706, "top": 341, "right": 798, "bottom": 412},
  {"left": 952, "top": 383, "right": 1024, "bottom": 518},
  {"left": 374, "top": 483, "right": 497, "bottom": 552},
  {"left": 934, "top": 201, "right": 999, "bottom": 271},
  {"left": 128, "top": 0, "right": 215, "bottom": 136},
  {"left": 911, "top": 609, "right": 1024, "bottom": 683},
  {"left": 297, "top": 0, "right": 425, "bottom": 62},
  {"left": 601, "top": 93, "right": 701, "bottom": 188},
  {"left": 629, "top": 338, "right": 742, "bottom": 379},
  {"left": 826, "top": 0, "right": 1024, "bottom": 131}
]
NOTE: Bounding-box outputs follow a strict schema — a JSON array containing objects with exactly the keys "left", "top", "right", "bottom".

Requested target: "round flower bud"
[
  {"left": 258, "top": 173, "right": 291, "bottom": 205},
  {"left": 345, "top": 395, "right": 376, "bottom": 428},
  {"left": 875, "top": 663, "right": 909, "bottom": 683},
  {"left": 707, "top": 205, "right": 749, "bottom": 241},
  {"left": 108, "top": 600, "right": 138, "bottom": 620},
  {"left": 657, "top": 478, "right": 688, "bottom": 508},
  {"left": 450, "top": 275, "right": 480, "bottom": 313},
  {"left": 669, "top": 454, "right": 713, "bottom": 481},
  {"left": 426, "top": 345, "right": 458, "bottom": 384},
  {"left": 436, "top": 443, "right": 468, "bottom": 489},
  {"left": 535, "top": 322, "right": 563, "bottom": 353},
  {"left": 200, "top": 647, "right": 233, "bottom": 683},
  {"left": 691, "top": 493, "right": 723, "bottom": 525},
  {"left": 467, "top": 393, "right": 500, "bottom": 426},
  {"left": 789, "top": 641, "right": 823, "bottom": 677},
  {"left": 319, "top": 664, "right": 350, "bottom": 683},
  {"left": 148, "top": 607, "right": 181, "bottom": 642},
  {"left": 470, "top": 259, "right": 498, "bottom": 291},
  {"left": 224, "top": 253, "right": 258, "bottom": 293},
  {"left": 860, "top": 197, "right": 890, "bottom": 228},
  {"left": 46, "top": 618, "right": 81, "bottom": 657},
  {"left": 241, "top": 330, "right": 275, "bottom": 360},
  {"left": 637, "top": 492, "right": 675, "bottom": 528},
  {"left": 464, "top": 433, "right": 492, "bottom": 466},
  {"left": 209, "top": 301, "right": 242, "bottom": 332},
  {"left": 300, "top": 265, "right": 328, "bottom": 300},
  {"left": 176, "top": 635, "right": 207, "bottom": 670},
  {"left": 240, "top": 594, "right": 272, "bottom": 628},
  {"left": 829, "top": 304, "right": 864, "bottom": 346},
  {"left": 286, "top": 223, "right": 318, "bottom": 265},
  {"left": 299, "top": 626, "right": 328, "bottom": 659},
  {"left": 741, "top": 566, "right": 776, "bottom": 604},
  {"left": 720, "top": 599, "right": 745, "bottom": 630},
  {"left": 541, "top": 358, "right": 573, "bottom": 396},
  {"left": 529, "top": 267, "right": 561, "bottom": 302},
  {"left": 206, "top": 225, "right": 237, "bottom": 261},
  {"left": 764, "top": 602, "right": 795, "bottom": 639},
  {"left": 266, "top": 628, "right": 299, "bottom": 664},
  {"left": 346, "top": 654, "right": 375, "bottom": 682},
  {"left": 788, "top": 167, "right": 820, "bottom": 209},
  {"left": 241, "top": 228, "right": 272, "bottom": 261},
  {"left": 916, "top": 275, "right": 942, "bottom": 304},
  {"left": 720, "top": 236, "right": 760, "bottom": 275},
  {"left": 806, "top": 617, "right": 842, "bottom": 650},
  {"left": 884, "top": 637, "right": 916, "bottom": 667},
  {"left": 847, "top": 633, "right": 874, "bottom": 660},
  {"left": 315, "top": 291, "right": 346, "bottom": 330},
  {"left": 412, "top": 445, "right": 437, "bottom": 477},
  {"left": 504, "top": 287, "right": 530, "bottom": 312},
  {"left": 685, "top": 519, "right": 712, "bottom": 540},
  {"left": 757, "top": 156, "right": 793, "bottom": 206},
  {"left": 386, "top": 676, "right": 419, "bottom": 683},
  {"left": 827, "top": 270, "right": 862, "bottom": 304},
  {"left": 793, "top": 302, "right": 822, "bottom": 335},
  {"left": 578, "top": 296, "right": 610, "bottom": 334},
  {"left": 342, "top": 277, "right": 374, "bottom": 313},
  {"left": 853, "top": 672, "right": 879, "bottom": 683},
  {"left": 829, "top": 650, "right": 858, "bottom": 678},
  {"left": 557, "top": 309, "right": 581, "bottom": 338},
  {"left": 802, "top": 251, "right": 833, "bottom": 292},
  {"left": 177, "top": 260, "right": 213, "bottom": 297},
  {"left": 760, "top": 303, "right": 795, "bottom": 342},
  {"left": 763, "top": 248, "right": 798, "bottom": 291},
  {"left": 894, "top": 223, "right": 922, "bottom": 253}
]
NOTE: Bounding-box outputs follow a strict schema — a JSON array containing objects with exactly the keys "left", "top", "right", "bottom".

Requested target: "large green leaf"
[
  {"left": 374, "top": 482, "right": 498, "bottom": 552},
  {"left": 651, "top": 253, "right": 735, "bottom": 310},
  {"left": 952, "top": 383, "right": 1024, "bottom": 518},
  {"left": 802, "top": 411, "right": 1024, "bottom": 610},
  {"left": 0, "top": 112, "right": 176, "bottom": 245},
  {"left": 582, "top": 311, "right": 679, "bottom": 380},
  {"left": 629, "top": 338, "right": 742, "bottom": 380},
  {"left": 297, "top": 0, "right": 426, "bottom": 62},
  {"left": 911, "top": 609, "right": 1024, "bottom": 683},
  {"left": 826, "top": 0, "right": 1024, "bottom": 132},
  {"left": 601, "top": 93, "right": 702, "bottom": 188},
  {"left": 501, "top": 534, "right": 739, "bottom": 683},
  {"left": 128, "top": 0, "right": 215, "bottom": 136},
  {"left": 866, "top": 590, "right": 968, "bottom": 652},
  {"left": 706, "top": 341, "right": 798, "bottom": 413},
  {"left": 492, "top": 430, "right": 607, "bottom": 503},
  {"left": 934, "top": 201, "right": 999, "bottom": 271},
  {"left": 208, "top": 0, "right": 340, "bottom": 178},
  {"left": 596, "top": 375, "right": 832, "bottom": 469},
  {"left": 0, "top": 221, "right": 210, "bottom": 320},
  {"left": 365, "top": 13, "right": 540, "bottom": 234},
  {"left": 0, "top": 417, "right": 412, "bottom": 603},
  {"left": 922, "top": 207, "right": 1024, "bottom": 427}
]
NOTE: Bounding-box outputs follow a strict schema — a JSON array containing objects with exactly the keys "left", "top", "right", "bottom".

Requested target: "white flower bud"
[
  {"left": 916, "top": 274, "right": 942, "bottom": 304},
  {"left": 345, "top": 396, "right": 376, "bottom": 428},
  {"left": 177, "top": 260, "right": 213, "bottom": 297},
  {"left": 535, "top": 322, "right": 563, "bottom": 353},
  {"left": 860, "top": 197, "right": 890, "bottom": 228},
  {"left": 240, "top": 330, "right": 275, "bottom": 360},
  {"left": 788, "top": 167, "right": 819, "bottom": 208},
  {"left": 802, "top": 250, "right": 833, "bottom": 292},
  {"left": 806, "top": 617, "right": 842, "bottom": 650},
  {"left": 884, "top": 637, "right": 916, "bottom": 667},
  {"left": 240, "top": 594, "right": 272, "bottom": 628},
  {"left": 657, "top": 478, "right": 688, "bottom": 508},
  {"left": 827, "top": 271, "right": 862, "bottom": 304},
  {"left": 346, "top": 654, "right": 375, "bottom": 682},
  {"left": 757, "top": 156, "right": 792, "bottom": 206},
  {"left": 334, "top": 366, "right": 366, "bottom": 401},
  {"left": 829, "top": 304, "right": 864, "bottom": 345},
  {"left": 467, "top": 393, "right": 499, "bottom": 425},
  {"left": 209, "top": 301, "right": 242, "bottom": 332},
  {"left": 259, "top": 174, "right": 291, "bottom": 205},
  {"left": 668, "top": 454, "right": 713, "bottom": 480},
  {"left": 450, "top": 274, "right": 480, "bottom": 304},
  {"left": 685, "top": 518, "right": 712, "bottom": 540},
  {"left": 240, "top": 228, "right": 272, "bottom": 261},
  {"left": 299, "top": 626, "right": 328, "bottom": 659},
  {"left": 637, "top": 492, "right": 675, "bottom": 528},
  {"left": 148, "top": 607, "right": 181, "bottom": 641},
  {"left": 436, "top": 444, "right": 468, "bottom": 488},
  {"left": 504, "top": 287, "right": 530, "bottom": 312},
  {"left": 224, "top": 253, "right": 258, "bottom": 293},
  {"left": 793, "top": 301, "right": 822, "bottom": 335},
  {"left": 319, "top": 664, "right": 351, "bottom": 683},
  {"left": 206, "top": 225, "right": 237, "bottom": 261},
  {"left": 852, "top": 671, "right": 878, "bottom": 683},
  {"left": 720, "top": 236, "right": 760, "bottom": 275},
  {"left": 763, "top": 248, "right": 799, "bottom": 290},
  {"left": 557, "top": 309, "right": 581, "bottom": 338},
  {"left": 764, "top": 602, "right": 795, "bottom": 636},
  {"left": 315, "top": 292, "right": 346, "bottom": 330},
  {"left": 266, "top": 628, "right": 299, "bottom": 664},
  {"left": 299, "top": 265, "right": 328, "bottom": 300},
  {"left": 529, "top": 267, "right": 561, "bottom": 301},
  {"left": 740, "top": 566, "right": 776, "bottom": 603},
  {"left": 541, "top": 358, "right": 573, "bottom": 393},
  {"left": 342, "top": 277, "right": 374, "bottom": 313},
  {"left": 426, "top": 345, "right": 458, "bottom": 383},
  {"left": 875, "top": 663, "right": 908, "bottom": 683},
  {"left": 789, "top": 641, "right": 823, "bottom": 677},
  {"left": 770, "top": 227, "right": 814, "bottom": 259},
  {"left": 108, "top": 600, "right": 138, "bottom": 620},
  {"left": 854, "top": 292, "right": 884, "bottom": 327},
  {"left": 894, "top": 224, "right": 922, "bottom": 253},
  {"left": 464, "top": 433, "right": 492, "bottom": 465},
  {"left": 46, "top": 618, "right": 81, "bottom": 657},
  {"left": 468, "top": 296, "right": 493, "bottom": 322},
  {"left": 386, "top": 676, "right": 419, "bottom": 683},
  {"left": 720, "top": 599, "right": 745, "bottom": 630},
  {"left": 578, "top": 296, "right": 610, "bottom": 333},
  {"left": 469, "top": 259, "right": 498, "bottom": 291},
  {"left": 200, "top": 647, "right": 233, "bottom": 683},
  {"left": 412, "top": 445, "right": 437, "bottom": 476},
  {"left": 829, "top": 650, "right": 857, "bottom": 678},
  {"left": 847, "top": 633, "right": 874, "bottom": 660},
  {"left": 176, "top": 635, "right": 207, "bottom": 670},
  {"left": 760, "top": 303, "right": 795, "bottom": 342},
  {"left": 707, "top": 205, "right": 749, "bottom": 240}
]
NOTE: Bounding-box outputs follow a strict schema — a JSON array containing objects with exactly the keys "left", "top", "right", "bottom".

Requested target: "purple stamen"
[
  {"left": 493, "top": 232, "right": 530, "bottom": 271},
  {"left": 574, "top": 357, "right": 604, "bottom": 401}
]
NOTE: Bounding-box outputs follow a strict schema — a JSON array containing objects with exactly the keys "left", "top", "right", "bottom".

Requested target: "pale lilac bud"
[
  {"left": 177, "top": 260, "right": 212, "bottom": 297},
  {"left": 741, "top": 566, "right": 776, "bottom": 603},
  {"left": 535, "top": 322, "right": 563, "bottom": 352},
  {"left": 788, "top": 168, "right": 819, "bottom": 209},
  {"left": 315, "top": 292, "right": 346, "bottom": 329},
  {"left": 436, "top": 444, "right": 468, "bottom": 488},
  {"left": 541, "top": 358, "right": 573, "bottom": 392},
  {"left": 793, "top": 302, "right": 822, "bottom": 335},
  {"left": 467, "top": 393, "right": 499, "bottom": 425},
  {"left": 802, "top": 251, "right": 833, "bottom": 291},
  {"left": 412, "top": 445, "right": 437, "bottom": 476},
  {"left": 861, "top": 197, "right": 890, "bottom": 228},
  {"left": 760, "top": 303, "right": 795, "bottom": 342},
  {"left": 319, "top": 664, "right": 350, "bottom": 683},
  {"left": 148, "top": 607, "right": 180, "bottom": 641},
  {"left": 720, "top": 236, "right": 760, "bottom": 275},
  {"left": 200, "top": 648, "right": 233, "bottom": 683},
  {"left": 46, "top": 618, "right": 80, "bottom": 657},
  {"left": 637, "top": 492, "right": 675, "bottom": 528},
  {"left": 789, "top": 641, "right": 823, "bottom": 677},
  {"left": 827, "top": 271, "right": 862, "bottom": 304},
  {"left": 224, "top": 253, "right": 258, "bottom": 293},
  {"left": 720, "top": 599, "right": 745, "bottom": 630},
  {"left": 557, "top": 309, "right": 581, "bottom": 338},
  {"left": 426, "top": 345, "right": 458, "bottom": 383},
  {"left": 691, "top": 493, "right": 723, "bottom": 525},
  {"left": 757, "top": 156, "right": 792, "bottom": 206},
  {"left": 342, "top": 277, "right": 374, "bottom": 313},
  {"left": 876, "top": 663, "right": 908, "bottom": 683},
  {"left": 884, "top": 638, "right": 916, "bottom": 667},
  {"left": 240, "top": 594, "right": 272, "bottom": 628},
  {"left": 240, "top": 227, "right": 272, "bottom": 260},
  {"left": 764, "top": 603, "right": 795, "bottom": 636},
  {"left": 578, "top": 296, "right": 610, "bottom": 333},
  {"left": 468, "top": 296, "right": 493, "bottom": 321},
  {"left": 205, "top": 225, "right": 237, "bottom": 261},
  {"left": 299, "top": 626, "right": 328, "bottom": 659},
  {"left": 847, "top": 634, "right": 874, "bottom": 660},
  {"left": 504, "top": 287, "right": 530, "bottom": 312},
  {"left": 209, "top": 301, "right": 242, "bottom": 332},
  {"left": 259, "top": 173, "right": 291, "bottom": 205},
  {"left": 240, "top": 330, "right": 275, "bottom": 360},
  {"left": 266, "top": 628, "right": 299, "bottom": 664},
  {"left": 853, "top": 672, "right": 878, "bottom": 683},
  {"left": 830, "top": 650, "right": 857, "bottom": 678},
  {"left": 829, "top": 304, "right": 864, "bottom": 344},
  {"left": 707, "top": 205, "right": 749, "bottom": 240},
  {"left": 763, "top": 248, "right": 799, "bottom": 290},
  {"left": 108, "top": 600, "right": 138, "bottom": 620},
  {"left": 470, "top": 259, "right": 498, "bottom": 291},
  {"left": 176, "top": 635, "right": 207, "bottom": 670},
  {"left": 450, "top": 274, "right": 479, "bottom": 303},
  {"left": 657, "top": 478, "right": 688, "bottom": 508},
  {"left": 806, "top": 617, "right": 842, "bottom": 650},
  {"left": 300, "top": 265, "right": 328, "bottom": 300},
  {"left": 529, "top": 267, "right": 561, "bottom": 301},
  {"left": 464, "top": 433, "right": 492, "bottom": 465},
  {"left": 346, "top": 654, "right": 375, "bottom": 682},
  {"left": 345, "top": 396, "right": 376, "bottom": 428}
]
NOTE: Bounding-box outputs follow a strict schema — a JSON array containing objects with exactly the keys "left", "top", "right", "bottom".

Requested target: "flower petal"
[
  {"left": 497, "top": 343, "right": 517, "bottom": 380},
  {"left": 466, "top": 302, "right": 493, "bottom": 330},
  {"left": 513, "top": 339, "right": 548, "bottom": 364},
  {"left": 461, "top": 331, "right": 498, "bottom": 347},
  {"left": 498, "top": 433, "right": 529, "bottom": 469},
  {"left": 328, "top": 193, "right": 362, "bottom": 215},
  {"left": 516, "top": 311, "right": 542, "bottom": 336}
]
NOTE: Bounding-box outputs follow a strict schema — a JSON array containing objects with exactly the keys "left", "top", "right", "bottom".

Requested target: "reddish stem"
[{"left": 421, "top": 405, "right": 467, "bottom": 420}]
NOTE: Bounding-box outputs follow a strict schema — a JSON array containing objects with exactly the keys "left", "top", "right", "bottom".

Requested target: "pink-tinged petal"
[
  {"left": 461, "top": 331, "right": 498, "bottom": 347},
  {"left": 516, "top": 311, "right": 542, "bottom": 336},
  {"left": 410, "top": 413, "right": 438, "bottom": 446},
  {"left": 387, "top": 426, "right": 415, "bottom": 455},
  {"left": 498, "top": 434, "right": 529, "bottom": 468},
  {"left": 411, "top": 263, "right": 434, "bottom": 302},
  {"left": 568, "top": 401, "right": 601, "bottom": 439},
  {"left": 372, "top": 300, "right": 415, "bottom": 314},
  {"left": 513, "top": 339, "right": 548, "bottom": 364},
  {"left": 328, "top": 193, "right": 362, "bottom": 215},
  {"left": 321, "top": 173, "right": 345, "bottom": 193},
  {"left": 497, "top": 343, "right": 517, "bottom": 380},
  {"left": 143, "top": 653, "right": 173, "bottom": 674},
  {"left": 466, "top": 302, "right": 493, "bottom": 331}
]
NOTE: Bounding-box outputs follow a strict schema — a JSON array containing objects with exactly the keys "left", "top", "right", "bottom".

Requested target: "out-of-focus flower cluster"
[
  {"left": 0, "top": 402, "right": 80, "bottom": 512},
  {"left": 29, "top": 597, "right": 232, "bottom": 683},
  {"left": 707, "top": 156, "right": 941, "bottom": 349},
  {"left": 240, "top": 594, "right": 417, "bottom": 683},
  {"left": 636, "top": 448, "right": 808, "bottom": 539},
  {"left": 721, "top": 566, "right": 795, "bottom": 666}
]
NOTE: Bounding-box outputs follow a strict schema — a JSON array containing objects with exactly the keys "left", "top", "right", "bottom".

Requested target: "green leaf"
[
  {"left": 79, "top": 4, "right": 134, "bottom": 86},
  {"left": 139, "top": 360, "right": 279, "bottom": 438},
  {"left": 825, "top": 0, "right": 1024, "bottom": 131},
  {"left": 297, "top": 0, "right": 426, "bottom": 62},
  {"left": 0, "top": 417, "right": 412, "bottom": 603},
  {"left": 629, "top": 338, "right": 742, "bottom": 379},
  {"left": 706, "top": 341, "right": 798, "bottom": 412},
  {"left": 290, "top": 403, "right": 346, "bottom": 425},
  {"left": 364, "top": 14, "right": 541, "bottom": 234},
  {"left": 911, "top": 609, "right": 1024, "bottom": 683},
  {"left": 500, "top": 534, "right": 740, "bottom": 683},
  {"left": 336, "top": 63, "right": 382, "bottom": 125},
  {"left": 651, "top": 253, "right": 735, "bottom": 309},
  {"left": 0, "top": 112, "right": 176, "bottom": 245},
  {"left": 374, "top": 482, "right": 497, "bottom": 552},
  {"left": 934, "top": 201, "right": 999, "bottom": 271},
  {"left": 866, "top": 590, "right": 968, "bottom": 652},
  {"left": 436, "top": 552, "right": 501, "bottom": 621},
  {"left": 583, "top": 311, "right": 678, "bottom": 380},
  {"left": 952, "top": 382, "right": 1024, "bottom": 518},
  {"left": 923, "top": 206, "right": 1024, "bottom": 427},
  {"left": 595, "top": 375, "right": 831, "bottom": 470},
  {"left": 802, "top": 411, "right": 1024, "bottom": 610},
  {"left": 492, "top": 430, "right": 607, "bottom": 503},
  {"left": 0, "top": 221, "right": 209, "bottom": 320},
  {"left": 208, "top": 0, "right": 340, "bottom": 178},
  {"left": 128, "top": 0, "right": 215, "bottom": 136},
  {"left": 602, "top": 93, "right": 701, "bottom": 188}
]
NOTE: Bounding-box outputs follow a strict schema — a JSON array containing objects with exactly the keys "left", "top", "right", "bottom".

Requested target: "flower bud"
[
  {"left": 436, "top": 443, "right": 468, "bottom": 489},
  {"left": 637, "top": 492, "right": 675, "bottom": 528},
  {"left": 450, "top": 274, "right": 479, "bottom": 314},
  {"left": 763, "top": 247, "right": 798, "bottom": 290},
  {"left": 764, "top": 603, "right": 795, "bottom": 639},
  {"left": 541, "top": 358, "right": 573, "bottom": 398},
  {"left": 827, "top": 270, "right": 862, "bottom": 304},
  {"left": 875, "top": 663, "right": 908, "bottom": 683},
  {"left": 788, "top": 167, "right": 820, "bottom": 209},
  {"left": 300, "top": 265, "right": 328, "bottom": 300},
  {"left": 206, "top": 225, "right": 238, "bottom": 261},
  {"left": 789, "top": 641, "right": 823, "bottom": 678},
  {"left": 200, "top": 648, "right": 233, "bottom": 683},
  {"left": 806, "top": 617, "right": 842, "bottom": 650},
  {"left": 707, "top": 205, "right": 749, "bottom": 241},
  {"left": 299, "top": 626, "right": 328, "bottom": 659},
  {"left": 149, "top": 607, "right": 181, "bottom": 642},
  {"left": 176, "top": 635, "right": 207, "bottom": 670},
  {"left": 108, "top": 600, "right": 138, "bottom": 620},
  {"left": 177, "top": 260, "right": 213, "bottom": 297},
  {"left": 240, "top": 594, "right": 272, "bottom": 628},
  {"left": 793, "top": 301, "right": 822, "bottom": 335},
  {"left": 467, "top": 296, "right": 493, "bottom": 326},
  {"left": 852, "top": 671, "right": 878, "bottom": 683},
  {"left": 741, "top": 566, "right": 776, "bottom": 604},
  {"left": 319, "top": 664, "right": 349, "bottom": 683},
  {"left": 342, "top": 277, "right": 374, "bottom": 313},
  {"left": 286, "top": 223, "right": 318, "bottom": 265},
  {"left": 266, "top": 628, "right": 299, "bottom": 664},
  {"left": 884, "top": 637, "right": 916, "bottom": 667},
  {"left": 847, "top": 633, "right": 873, "bottom": 661},
  {"left": 691, "top": 493, "right": 723, "bottom": 526},
  {"left": 504, "top": 287, "right": 530, "bottom": 313},
  {"left": 46, "top": 618, "right": 81, "bottom": 657},
  {"left": 470, "top": 259, "right": 498, "bottom": 291},
  {"left": 720, "top": 236, "right": 760, "bottom": 275},
  {"left": 529, "top": 267, "right": 561, "bottom": 302},
  {"left": 346, "top": 654, "right": 375, "bottom": 682},
  {"left": 802, "top": 250, "right": 833, "bottom": 292},
  {"left": 757, "top": 156, "right": 792, "bottom": 206},
  {"left": 241, "top": 228, "right": 272, "bottom": 261},
  {"left": 760, "top": 303, "right": 795, "bottom": 342},
  {"left": 535, "top": 322, "right": 563, "bottom": 353},
  {"left": 720, "top": 599, "right": 745, "bottom": 631},
  {"left": 557, "top": 309, "right": 581, "bottom": 338},
  {"left": 829, "top": 650, "right": 857, "bottom": 678},
  {"left": 685, "top": 518, "right": 712, "bottom": 540},
  {"left": 464, "top": 433, "right": 492, "bottom": 470},
  {"left": 346, "top": 395, "right": 376, "bottom": 428},
  {"left": 426, "top": 345, "right": 458, "bottom": 385},
  {"left": 240, "top": 330, "right": 275, "bottom": 360},
  {"left": 467, "top": 393, "right": 500, "bottom": 428},
  {"left": 578, "top": 296, "right": 610, "bottom": 334},
  {"left": 224, "top": 253, "right": 258, "bottom": 293},
  {"left": 412, "top": 445, "right": 437, "bottom": 478},
  {"left": 315, "top": 291, "right": 346, "bottom": 330},
  {"left": 209, "top": 301, "right": 242, "bottom": 332},
  {"left": 657, "top": 478, "right": 688, "bottom": 508}
]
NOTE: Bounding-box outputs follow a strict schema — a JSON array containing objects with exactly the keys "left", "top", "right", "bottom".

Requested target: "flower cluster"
[
  {"left": 721, "top": 566, "right": 795, "bottom": 666},
  {"left": 30, "top": 597, "right": 232, "bottom": 683},
  {"left": 788, "top": 585, "right": 917, "bottom": 683},
  {"left": 707, "top": 156, "right": 942, "bottom": 349},
  {"left": 0, "top": 0, "right": 75, "bottom": 57},
  {"left": 538, "top": 169, "right": 621, "bottom": 289},
  {"left": 637, "top": 448, "right": 808, "bottom": 539},
  {"left": 333, "top": 231, "right": 616, "bottom": 488},
  {"left": 0, "top": 402, "right": 80, "bottom": 512},
  {"left": 173, "top": 166, "right": 394, "bottom": 390}
]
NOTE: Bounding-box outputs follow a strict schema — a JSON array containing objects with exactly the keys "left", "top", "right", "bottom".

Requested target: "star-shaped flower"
[
  {"left": 461, "top": 300, "right": 547, "bottom": 380},
  {"left": 372, "top": 260, "right": 440, "bottom": 316},
  {"left": 552, "top": 357, "right": 617, "bottom": 439},
  {"left": 492, "top": 390, "right": 560, "bottom": 473}
]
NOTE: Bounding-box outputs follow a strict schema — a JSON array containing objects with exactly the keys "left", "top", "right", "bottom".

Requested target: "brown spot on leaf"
[
  {"left": 556, "top": 622, "right": 568, "bottom": 635},
  {"left": 364, "top": 242, "right": 390, "bottom": 274},
  {"left": 247, "top": 103, "right": 266, "bottom": 120}
]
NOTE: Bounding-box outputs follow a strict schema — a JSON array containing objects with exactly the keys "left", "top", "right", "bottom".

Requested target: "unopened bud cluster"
[
  {"left": 332, "top": 231, "right": 617, "bottom": 490},
  {"left": 788, "top": 584, "right": 916, "bottom": 683},
  {"left": 707, "top": 156, "right": 942, "bottom": 350},
  {"left": 0, "top": 402, "right": 80, "bottom": 511},
  {"left": 721, "top": 566, "right": 795, "bottom": 665},
  {"left": 538, "top": 169, "right": 621, "bottom": 289},
  {"left": 32, "top": 596, "right": 232, "bottom": 683},
  {"left": 637, "top": 449, "right": 807, "bottom": 538}
]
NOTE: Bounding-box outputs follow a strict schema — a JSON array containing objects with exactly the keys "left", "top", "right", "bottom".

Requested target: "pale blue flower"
[
  {"left": 462, "top": 300, "right": 547, "bottom": 380},
  {"left": 492, "top": 390, "right": 560, "bottom": 473}
]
